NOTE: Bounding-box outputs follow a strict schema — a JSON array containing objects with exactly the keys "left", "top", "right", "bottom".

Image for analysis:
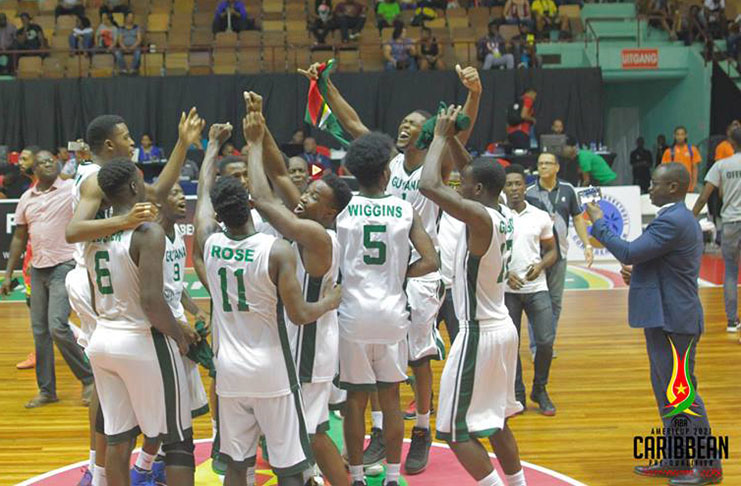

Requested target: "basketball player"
[
  {"left": 243, "top": 99, "right": 352, "bottom": 485},
  {"left": 194, "top": 126, "right": 342, "bottom": 486},
  {"left": 65, "top": 110, "right": 204, "bottom": 486},
  {"left": 299, "top": 62, "right": 481, "bottom": 472},
  {"left": 85, "top": 159, "right": 196, "bottom": 486},
  {"left": 419, "top": 107, "right": 527, "bottom": 486},
  {"left": 336, "top": 132, "right": 438, "bottom": 486}
]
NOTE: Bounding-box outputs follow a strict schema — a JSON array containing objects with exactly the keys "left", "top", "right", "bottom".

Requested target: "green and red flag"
[
  {"left": 662, "top": 337, "right": 700, "bottom": 418},
  {"left": 304, "top": 59, "right": 350, "bottom": 148}
]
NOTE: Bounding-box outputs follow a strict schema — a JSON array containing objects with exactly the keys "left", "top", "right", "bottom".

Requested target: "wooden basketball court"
[{"left": 1, "top": 287, "right": 738, "bottom": 486}]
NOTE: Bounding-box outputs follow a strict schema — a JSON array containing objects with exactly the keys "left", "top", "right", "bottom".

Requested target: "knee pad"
[{"left": 163, "top": 437, "right": 195, "bottom": 468}]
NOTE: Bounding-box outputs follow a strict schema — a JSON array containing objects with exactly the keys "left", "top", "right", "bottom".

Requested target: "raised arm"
[
  {"left": 692, "top": 181, "right": 716, "bottom": 217},
  {"left": 270, "top": 239, "right": 341, "bottom": 325},
  {"left": 299, "top": 62, "right": 370, "bottom": 140},
  {"left": 244, "top": 111, "right": 333, "bottom": 275},
  {"left": 194, "top": 123, "right": 233, "bottom": 260},
  {"left": 133, "top": 223, "right": 191, "bottom": 355},
  {"left": 419, "top": 107, "right": 492, "bottom": 256},
  {"left": 146, "top": 107, "right": 205, "bottom": 203},
  {"left": 454, "top": 65, "right": 482, "bottom": 146},
  {"left": 244, "top": 91, "right": 302, "bottom": 208}
]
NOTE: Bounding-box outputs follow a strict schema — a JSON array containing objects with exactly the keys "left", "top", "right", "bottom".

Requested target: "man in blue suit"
[{"left": 586, "top": 163, "right": 722, "bottom": 485}]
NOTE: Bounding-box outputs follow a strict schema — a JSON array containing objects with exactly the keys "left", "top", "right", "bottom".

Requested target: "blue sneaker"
[
  {"left": 76, "top": 467, "right": 93, "bottom": 486},
  {"left": 130, "top": 466, "right": 155, "bottom": 486},
  {"left": 152, "top": 460, "right": 166, "bottom": 485}
]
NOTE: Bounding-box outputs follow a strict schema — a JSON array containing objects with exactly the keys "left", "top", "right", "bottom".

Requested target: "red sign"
[{"left": 621, "top": 49, "right": 659, "bottom": 69}]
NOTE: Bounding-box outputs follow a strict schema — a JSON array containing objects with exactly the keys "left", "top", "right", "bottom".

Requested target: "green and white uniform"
[
  {"left": 387, "top": 153, "right": 445, "bottom": 365},
  {"left": 65, "top": 161, "right": 102, "bottom": 348},
  {"left": 205, "top": 231, "right": 312, "bottom": 474},
  {"left": 436, "top": 205, "right": 523, "bottom": 442},
  {"left": 85, "top": 228, "right": 193, "bottom": 444},
  {"left": 335, "top": 194, "right": 413, "bottom": 390},
  {"left": 163, "top": 224, "right": 209, "bottom": 418},
  {"left": 287, "top": 230, "right": 340, "bottom": 434}
]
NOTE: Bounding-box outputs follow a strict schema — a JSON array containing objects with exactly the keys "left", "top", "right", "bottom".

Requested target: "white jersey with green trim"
[
  {"left": 335, "top": 194, "right": 414, "bottom": 344},
  {"left": 387, "top": 153, "right": 441, "bottom": 276},
  {"left": 453, "top": 205, "right": 514, "bottom": 323},
  {"left": 204, "top": 231, "right": 298, "bottom": 398},
  {"left": 163, "top": 224, "right": 187, "bottom": 323},
  {"left": 286, "top": 230, "right": 340, "bottom": 384},
  {"left": 72, "top": 162, "right": 103, "bottom": 267},
  {"left": 84, "top": 228, "right": 150, "bottom": 331}
]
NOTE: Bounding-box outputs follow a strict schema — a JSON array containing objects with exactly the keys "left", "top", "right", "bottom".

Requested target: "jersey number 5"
[
  {"left": 217, "top": 267, "right": 249, "bottom": 312},
  {"left": 94, "top": 251, "right": 114, "bottom": 295},
  {"left": 363, "top": 224, "right": 387, "bottom": 265}
]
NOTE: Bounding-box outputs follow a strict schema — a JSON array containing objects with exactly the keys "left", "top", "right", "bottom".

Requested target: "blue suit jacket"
[{"left": 591, "top": 202, "right": 704, "bottom": 335}]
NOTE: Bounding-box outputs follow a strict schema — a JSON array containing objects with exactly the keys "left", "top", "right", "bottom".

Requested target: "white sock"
[
  {"left": 135, "top": 450, "right": 156, "bottom": 471},
  {"left": 349, "top": 464, "right": 364, "bottom": 482},
  {"left": 505, "top": 469, "right": 527, "bottom": 486},
  {"left": 386, "top": 463, "right": 401, "bottom": 483},
  {"left": 246, "top": 466, "right": 256, "bottom": 486},
  {"left": 371, "top": 411, "right": 383, "bottom": 430},
  {"left": 88, "top": 450, "right": 96, "bottom": 471},
  {"left": 92, "top": 466, "right": 107, "bottom": 486},
  {"left": 415, "top": 411, "right": 430, "bottom": 429},
  {"left": 478, "top": 469, "right": 505, "bottom": 486}
]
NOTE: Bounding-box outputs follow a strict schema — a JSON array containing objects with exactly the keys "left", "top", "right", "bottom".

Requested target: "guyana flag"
[
  {"left": 662, "top": 337, "right": 700, "bottom": 418},
  {"left": 304, "top": 59, "right": 350, "bottom": 148}
]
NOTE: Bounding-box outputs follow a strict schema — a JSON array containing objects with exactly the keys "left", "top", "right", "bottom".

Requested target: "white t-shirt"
[
  {"left": 505, "top": 202, "right": 553, "bottom": 294},
  {"left": 437, "top": 211, "right": 465, "bottom": 288}
]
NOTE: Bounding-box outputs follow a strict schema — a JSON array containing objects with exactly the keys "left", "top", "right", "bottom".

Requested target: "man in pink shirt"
[{"left": 1, "top": 150, "right": 94, "bottom": 408}]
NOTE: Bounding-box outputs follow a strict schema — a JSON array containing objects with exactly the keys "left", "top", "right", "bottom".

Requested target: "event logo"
[
  {"left": 577, "top": 194, "right": 629, "bottom": 255},
  {"left": 663, "top": 338, "right": 699, "bottom": 418}
]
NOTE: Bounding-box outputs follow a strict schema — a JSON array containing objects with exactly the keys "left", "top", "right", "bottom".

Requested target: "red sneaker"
[{"left": 16, "top": 352, "right": 35, "bottom": 370}]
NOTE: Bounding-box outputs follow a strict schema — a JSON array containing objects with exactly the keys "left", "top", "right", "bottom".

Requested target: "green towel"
[
  {"left": 415, "top": 101, "right": 471, "bottom": 150},
  {"left": 187, "top": 320, "right": 216, "bottom": 378}
]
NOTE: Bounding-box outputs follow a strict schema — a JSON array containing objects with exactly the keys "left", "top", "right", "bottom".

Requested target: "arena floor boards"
[{"left": 0, "top": 287, "right": 738, "bottom": 486}]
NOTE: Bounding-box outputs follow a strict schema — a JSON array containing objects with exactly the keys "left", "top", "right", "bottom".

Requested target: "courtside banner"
[
  {"left": 567, "top": 185, "right": 642, "bottom": 262},
  {"left": 621, "top": 48, "right": 659, "bottom": 69}
]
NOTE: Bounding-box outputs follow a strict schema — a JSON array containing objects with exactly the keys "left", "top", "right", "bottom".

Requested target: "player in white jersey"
[
  {"left": 84, "top": 159, "right": 197, "bottom": 486},
  {"left": 243, "top": 99, "right": 353, "bottom": 486},
  {"left": 64, "top": 112, "right": 205, "bottom": 486},
  {"left": 194, "top": 124, "right": 342, "bottom": 486},
  {"left": 297, "top": 62, "right": 482, "bottom": 474},
  {"left": 337, "top": 132, "right": 438, "bottom": 486},
  {"left": 419, "top": 108, "right": 527, "bottom": 486}
]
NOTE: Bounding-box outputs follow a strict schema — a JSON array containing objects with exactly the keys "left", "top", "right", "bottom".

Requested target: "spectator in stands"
[
  {"left": 531, "top": 0, "right": 568, "bottom": 39},
  {"left": 180, "top": 158, "right": 200, "bottom": 181},
  {"left": 700, "top": 0, "right": 726, "bottom": 38},
  {"left": 661, "top": 125, "right": 702, "bottom": 191},
  {"left": 333, "top": 0, "right": 367, "bottom": 42},
  {"left": 221, "top": 141, "right": 240, "bottom": 157},
  {"left": 0, "top": 13, "right": 17, "bottom": 75},
  {"left": 288, "top": 156, "right": 311, "bottom": 192},
  {"left": 377, "top": 0, "right": 401, "bottom": 31},
  {"left": 95, "top": 13, "right": 118, "bottom": 51},
  {"left": 114, "top": 12, "right": 141, "bottom": 74},
  {"left": 301, "top": 136, "right": 331, "bottom": 171},
  {"left": 213, "top": 0, "right": 255, "bottom": 34},
  {"left": 137, "top": 133, "right": 164, "bottom": 162},
  {"left": 648, "top": 0, "right": 677, "bottom": 40},
  {"left": 384, "top": 21, "right": 417, "bottom": 70},
  {"left": 14, "top": 13, "right": 47, "bottom": 53},
  {"left": 68, "top": 15, "right": 93, "bottom": 53},
  {"left": 677, "top": 4, "right": 703, "bottom": 45},
  {"left": 630, "top": 137, "right": 653, "bottom": 193},
  {"left": 419, "top": 26, "right": 444, "bottom": 70},
  {"left": 290, "top": 129, "right": 306, "bottom": 145},
  {"left": 550, "top": 118, "right": 564, "bottom": 135},
  {"left": 507, "top": 87, "right": 536, "bottom": 150},
  {"left": 477, "top": 21, "right": 515, "bottom": 70},
  {"left": 655, "top": 133, "right": 668, "bottom": 167},
  {"left": 55, "top": 0, "right": 85, "bottom": 19},
  {"left": 563, "top": 137, "right": 617, "bottom": 186},
  {"left": 0, "top": 146, "right": 37, "bottom": 199},
  {"left": 310, "top": 0, "right": 333, "bottom": 45},
  {"left": 503, "top": 0, "right": 533, "bottom": 29},
  {"left": 99, "top": 0, "right": 131, "bottom": 19},
  {"left": 511, "top": 22, "right": 538, "bottom": 67}
]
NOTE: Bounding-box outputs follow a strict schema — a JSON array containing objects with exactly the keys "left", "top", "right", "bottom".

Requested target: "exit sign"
[{"left": 621, "top": 49, "right": 659, "bottom": 69}]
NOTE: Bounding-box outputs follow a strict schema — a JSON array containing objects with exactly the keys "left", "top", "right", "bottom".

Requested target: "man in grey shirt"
[{"left": 694, "top": 127, "right": 741, "bottom": 334}]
